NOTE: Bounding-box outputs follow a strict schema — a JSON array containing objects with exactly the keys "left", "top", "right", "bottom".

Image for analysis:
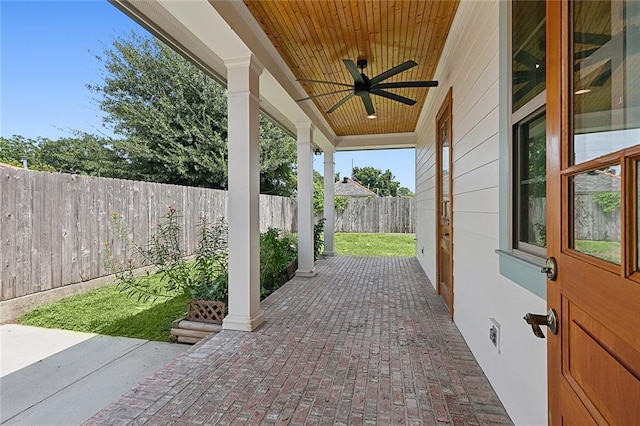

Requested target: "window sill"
[{"left": 495, "top": 249, "right": 547, "bottom": 299}]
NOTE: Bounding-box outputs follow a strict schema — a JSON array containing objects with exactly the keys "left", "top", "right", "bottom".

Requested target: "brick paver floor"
[{"left": 85, "top": 256, "right": 512, "bottom": 425}]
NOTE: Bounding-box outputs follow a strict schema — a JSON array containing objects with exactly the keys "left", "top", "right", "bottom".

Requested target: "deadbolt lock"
[
  {"left": 524, "top": 308, "right": 558, "bottom": 339},
  {"left": 541, "top": 257, "right": 558, "bottom": 281}
]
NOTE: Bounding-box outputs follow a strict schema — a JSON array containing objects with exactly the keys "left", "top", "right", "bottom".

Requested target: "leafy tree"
[
  {"left": 259, "top": 118, "right": 296, "bottom": 196},
  {"left": 0, "top": 135, "right": 54, "bottom": 171},
  {"left": 313, "top": 171, "right": 324, "bottom": 214},
  {"left": 313, "top": 171, "right": 349, "bottom": 214},
  {"left": 352, "top": 166, "right": 411, "bottom": 197},
  {"left": 397, "top": 187, "right": 414, "bottom": 197},
  {"left": 38, "top": 132, "right": 131, "bottom": 178},
  {"left": 89, "top": 32, "right": 296, "bottom": 194}
]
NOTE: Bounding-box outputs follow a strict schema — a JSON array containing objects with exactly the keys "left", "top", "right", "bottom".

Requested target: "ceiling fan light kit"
[{"left": 296, "top": 59, "right": 438, "bottom": 118}]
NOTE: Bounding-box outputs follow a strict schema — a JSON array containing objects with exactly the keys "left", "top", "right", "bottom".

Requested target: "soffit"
[{"left": 243, "top": 0, "right": 459, "bottom": 137}]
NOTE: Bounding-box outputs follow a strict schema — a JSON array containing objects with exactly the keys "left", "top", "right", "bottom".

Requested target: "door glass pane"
[
  {"left": 512, "top": 0, "right": 546, "bottom": 112},
  {"left": 517, "top": 113, "right": 546, "bottom": 249},
  {"left": 441, "top": 121, "right": 450, "bottom": 219},
  {"left": 573, "top": 0, "right": 640, "bottom": 164},
  {"left": 638, "top": 162, "right": 640, "bottom": 270},
  {"left": 571, "top": 166, "right": 621, "bottom": 264}
]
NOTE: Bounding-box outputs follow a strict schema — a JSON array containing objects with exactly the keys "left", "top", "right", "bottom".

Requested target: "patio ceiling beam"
[
  {"left": 335, "top": 132, "right": 418, "bottom": 151},
  {"left": 209, "top": 0, "right": 337, "bottom": 151},
  {"left": 110, "top": 0, "right": 332, "bottom": 150}
]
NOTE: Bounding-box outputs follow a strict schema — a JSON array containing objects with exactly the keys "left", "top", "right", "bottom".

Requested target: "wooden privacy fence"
[
  {"left": 0, "top": 167, "right": 296, "bottom": 302},
  {"left": 333, "top": 197, "right": 415, "bottom": 233},
  {"left": 528, "top": 195, "right": 620, "bottom": 243}
]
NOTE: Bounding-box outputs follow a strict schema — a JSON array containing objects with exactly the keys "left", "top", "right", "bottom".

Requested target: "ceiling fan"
[{"left": 296, "top": 59, "right": 438, "bottom": 118}]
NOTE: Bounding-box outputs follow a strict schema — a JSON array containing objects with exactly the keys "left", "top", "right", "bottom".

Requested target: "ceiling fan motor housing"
[{"left": 355, "top": 75, "right": 371, "bottom": 96}]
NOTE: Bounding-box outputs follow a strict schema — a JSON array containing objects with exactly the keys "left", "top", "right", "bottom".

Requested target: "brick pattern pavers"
[{"left": 85, "top": 256, "right": 512, "bottom": 425}]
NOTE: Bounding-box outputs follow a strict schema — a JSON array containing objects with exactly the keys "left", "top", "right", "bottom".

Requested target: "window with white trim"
[{"left": 511, "top": 0, "right": 547, "bottom": 257}]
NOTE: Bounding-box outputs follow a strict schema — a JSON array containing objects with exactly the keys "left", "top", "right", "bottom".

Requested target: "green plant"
[
  {"left": 260, "top": 228, "right": 297, "bottom": 297},
  {"left": 189, "top": 218, "right": 229, "bottom": 302},
  {"left": 314, "top": 218, "right": 326, "bottom": 260},
  {"left": 104, "top": 207, "right": 229, "bottom": 305},
  {"left": 593, "top": 192, "right": 621, "bottom": 214},
  {"left": 334, "top": 195, "right": 348, "bottom": 213}
]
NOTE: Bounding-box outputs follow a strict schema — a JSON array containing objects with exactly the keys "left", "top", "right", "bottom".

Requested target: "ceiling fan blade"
[
  {"left": 514, "top": 50, "right": 540, "bottom": 69},
  {"left": 361, "top": 93, "right": 376, "bottom": 116},
  {"left": 296, "top": 89, "right": 353, "bottom": 102},
  {"left": 574, "top": 31, "right": 611, "bottom": 46},
  {"left": 343, "top": 59, "right": 364, "bottom": 84},
  {"left": 327, "top": 92, "right": 355, "bottom": 113},
  {"left": 374, "top": 81, "right": 438, "bottom": 89},
  {"left": 513, "top": 81, "right": 536, "bottom": 103},
  {"left": 591, "top": 60, "right": 612, "bottom": 86},
  {"left": 370, "top": 60, "right": 417, "bottom": 85},
  {"left": 574, "top": 47, "right": 600, "bottom": 60},
  {"left": 370, "top": 89, "right": 416, "bottom": 106},
  {"left": 296, "top": 78, "right": 354, "bottom": 88}
]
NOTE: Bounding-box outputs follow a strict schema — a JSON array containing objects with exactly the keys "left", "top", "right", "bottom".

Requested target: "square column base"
[
  {"left": 222, "top": 310, "right": 266, "bottom": 331},
  {"left": 322, "top": 251, "right": 335, "bottom": 257},
  {"left": 296, "top": 268, "right": 317, "bottom": 277}
]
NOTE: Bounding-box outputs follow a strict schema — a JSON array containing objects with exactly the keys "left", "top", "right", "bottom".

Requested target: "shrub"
[
  {"left": 104, "top": 207, "right": 228, "bottom": 305},
  {"left": 314, "top": 218, "right": 325, "bottom": 260},
  {"left": 105, "top": 207, "right": 302, "bottom": 305},
  {"left": 260, "top": 228, "right": 297, "bottom": 297}
]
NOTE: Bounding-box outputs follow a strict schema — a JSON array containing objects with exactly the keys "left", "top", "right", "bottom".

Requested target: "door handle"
[{"left": 524, "top": 308, "right": 558, "bottom": 338}]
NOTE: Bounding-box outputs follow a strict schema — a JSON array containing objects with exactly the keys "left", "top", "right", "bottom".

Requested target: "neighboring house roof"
[
  {"left": 335, "top": 177, "right": 378, "bottom": 197},
  {"left": 0, "top": 162, "right": 23, "bottom": 170},
  {"left": 574, "top": 170, "right": 621, "bottom": 193}
]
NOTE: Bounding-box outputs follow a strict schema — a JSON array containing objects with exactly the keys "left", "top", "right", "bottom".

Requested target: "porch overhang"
[{"left": 109, "top": 0, "right": 447, "bottom": 151}]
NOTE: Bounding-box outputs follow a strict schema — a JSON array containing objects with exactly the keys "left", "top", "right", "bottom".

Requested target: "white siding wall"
[{"left": 415, "top": 1, "right": 547, "bottom": 424}]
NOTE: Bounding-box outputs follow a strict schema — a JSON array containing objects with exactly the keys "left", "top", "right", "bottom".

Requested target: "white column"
[
  {"left": 296, "top": 123, "right": 317, "bottom": 277},
  {"left": 323, "top": 149, "right": 336, "bottom": 256},
  {"left": 222, "top": 54, "right": 265, "bottom": 331}
]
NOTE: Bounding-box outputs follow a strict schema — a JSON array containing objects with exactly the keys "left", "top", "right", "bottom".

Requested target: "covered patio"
[{"left": 85, "top": 256, "right": 511, "bottom": 425}]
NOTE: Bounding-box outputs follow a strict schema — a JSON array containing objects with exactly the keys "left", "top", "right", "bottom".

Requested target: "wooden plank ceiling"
[{"left": 244, "top": 0, "right": 459, "bottom": 137}]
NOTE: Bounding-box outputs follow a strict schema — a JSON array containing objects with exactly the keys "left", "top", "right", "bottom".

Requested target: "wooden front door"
[
  {"left": 436, "top": 89, "right": 453, "bottom": 317},
  {"left": 547, "top": 1, "right": 640, "bottom": 423}
]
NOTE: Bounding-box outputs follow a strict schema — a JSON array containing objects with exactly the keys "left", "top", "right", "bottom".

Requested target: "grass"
[
  {"left": 19, "top": 285, "right": 188, "bottom": 342},
  {"left": 334, "top": 232, "right": 415, "bottom": 256},
  {"left": 20, "top": 233, "right": 415, "bottom": 340},
  {"left": 574, "top": 240, "right": 621, "bottom": 264}
]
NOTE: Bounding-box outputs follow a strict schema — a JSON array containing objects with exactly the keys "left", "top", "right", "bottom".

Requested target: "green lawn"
[
  {"left": 19, "top": 286, "right": 188, "bottom": 342},
  {"left": 20, "top": 232, "right": 415, "bottom": 340},
  {"left": 334, "top": 232, "right": 415, "bottom": 257},
  {"left": 574, "top": 240, "right": 621, "bottom": 264}
]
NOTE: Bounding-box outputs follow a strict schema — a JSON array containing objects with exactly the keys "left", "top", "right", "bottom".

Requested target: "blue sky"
[{"left": 1, "top": 1, "right": 415, "bottom": 191}]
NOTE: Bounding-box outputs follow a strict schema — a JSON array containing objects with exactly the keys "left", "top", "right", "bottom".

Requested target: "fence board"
[
  {"left": 1, "top": 167, "right": 415, "bottom": 303},
  {"left": 332, "top": 197, "right": 415, "bottom": 233},
  {"left": 1, "top": 169, "right": 298, "bottom": 301},
  {"left": 1, "top": 169, "right": 16, "bottom": 300}
]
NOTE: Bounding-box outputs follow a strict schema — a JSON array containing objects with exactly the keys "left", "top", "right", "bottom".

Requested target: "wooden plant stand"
[{"left": 170, "top": 300, "right": 225, "bottom": 344}]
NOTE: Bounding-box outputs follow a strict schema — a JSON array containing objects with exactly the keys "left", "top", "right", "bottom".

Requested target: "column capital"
[
  {"left": 323, "top": 149, "right": 335, "bottom": 165},
  {"left": 295, "top": 121, "right": 315, "bottom": 133},
  {"left": 223, "top": 54, "right": 264, "bottom": 74}
]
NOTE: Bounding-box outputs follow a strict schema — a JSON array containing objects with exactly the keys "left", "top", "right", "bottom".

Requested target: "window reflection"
[
  {"left": 512, "top": 0, "right": 546, "bottom": 112},
  {"left": 572, "top": 167, "right": 621, "bottom": 264},
  {"left": 573, "top": 0, "right": 640, "bottom": 164},
  {"left": 516, "top": 113, "right": 546, "bottom": 250}
]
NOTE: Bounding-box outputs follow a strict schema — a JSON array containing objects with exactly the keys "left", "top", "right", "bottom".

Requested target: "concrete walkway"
[
  {"left": 86, "top": 256, "right": 512, "bottom": 425},
  {"left": 0, "top": 325, "right": 187, "bottom": 425}
]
